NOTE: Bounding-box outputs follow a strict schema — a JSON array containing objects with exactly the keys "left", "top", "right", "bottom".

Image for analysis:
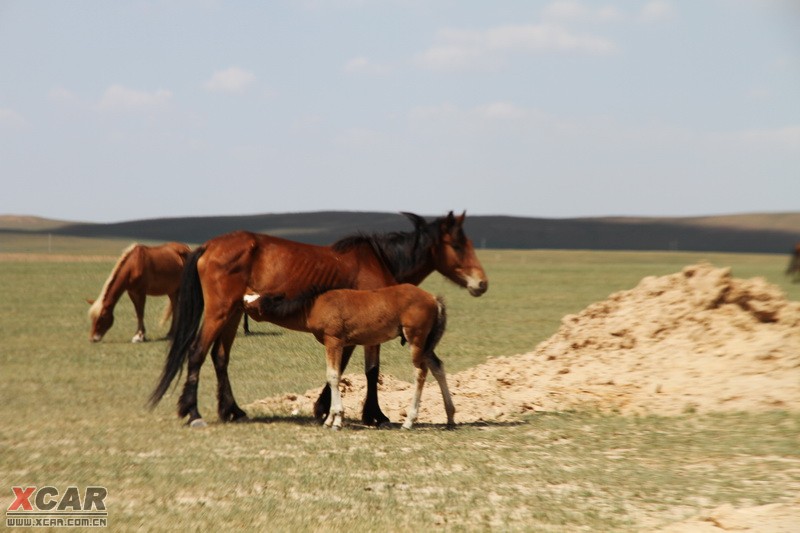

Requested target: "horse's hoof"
[
  {"left": 189, "top": 419, "right": 207, "bottom": 429},
  {"left": 330, "top": 425, "right": 342, "bottom": 431},
  {"left": 131, "top": 334, "right": 145, "bottom": 343},
  {"left": 378, "top": 420, "right": 393, "bottom": 430}
]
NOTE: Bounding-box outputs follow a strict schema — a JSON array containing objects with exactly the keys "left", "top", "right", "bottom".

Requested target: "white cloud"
[
  {"left": 475, "top": 101, "right": 528, "bottom": 120},
  {"left": 204, "top": 66, "right": 256, "bottom": 93},
  {"left": 733, "top": 125, "right": 800, "bottom": 148},
  {"left": 97, "top": 85, "right": 172, "bottom": 111},
  {"left": 48, "top": 86, "right": 78, "bottom": 104},
  {"left": 542, "top": 1, "right": 673, "bottom": 24},
  {"left": 640, "top": 1, "right": 675, "bottom": 22},
  {"left": 416, "top": 23, "right": 616, "bottom": 71},
  {"left": 344, "top": 56, "right": 392, "bottom": 75},
  {"left": 0, "top": 108, "right": 28, "bottom": 130},
  {"left": 543, "top": 1, "right": 625, "bottom": 22}
]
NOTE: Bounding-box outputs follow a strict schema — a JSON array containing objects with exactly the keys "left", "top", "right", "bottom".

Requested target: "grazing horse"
[
  {"left": 787, "top": 244, "right": 800, "bottom": 283},
  {"left": 244, "top": 284, "right": 454, "bottom": 430},
  {"left": 148, "top": 211, "right": 488, "bottom": 428},
  {"left": 87, "top": 242, "right": 191, "bottom": 343}
]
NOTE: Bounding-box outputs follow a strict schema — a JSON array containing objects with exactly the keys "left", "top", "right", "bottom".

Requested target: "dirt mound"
[
  {"left": 249, "top": 263, "right": 800, "bottom": 423},
  {"left": 656, "top": 500, "right": 800, "bottom": 533}
]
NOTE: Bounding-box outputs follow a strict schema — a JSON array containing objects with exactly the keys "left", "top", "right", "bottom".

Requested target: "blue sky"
[{"left": 1, "top": 0, "right": 798, "bottom": 223}]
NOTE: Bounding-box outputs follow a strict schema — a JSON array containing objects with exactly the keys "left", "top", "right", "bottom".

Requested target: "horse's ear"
[
  {"left": 455, "top": 210, "right": 466, "bottom": 226},
  {"left": 442, "top": 211, "right": 456, "bottom": 231},
  {"left": 86, "top": 299, "right": 95, "bottom": 305},
  {"left": 400, "top": 212, "right": 427, "bottom": 230}
]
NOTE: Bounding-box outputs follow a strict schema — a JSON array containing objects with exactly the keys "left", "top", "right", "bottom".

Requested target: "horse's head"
[
  {"left": 426, "top": 211, "right": 488, "bottom": 297},
  {"left": 87, "top": 298, "right": 114, "bottom": 342}
]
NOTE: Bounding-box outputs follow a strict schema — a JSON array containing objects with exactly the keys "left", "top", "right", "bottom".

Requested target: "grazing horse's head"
[
  {"left": 87, "top": 299, "right": 113, "bottom": 342},
  {"left": 412, "top": 211, "right": 488, "bottom": 297}
]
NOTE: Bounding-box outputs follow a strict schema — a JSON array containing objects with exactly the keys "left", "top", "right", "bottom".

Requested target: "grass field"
[{"left": 1, "top": 245, "right": 798, "bottom": 531}]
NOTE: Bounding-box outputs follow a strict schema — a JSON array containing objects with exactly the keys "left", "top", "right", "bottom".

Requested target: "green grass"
[{"left": 1, "top": 249, "right": 798, "bottom": 531}]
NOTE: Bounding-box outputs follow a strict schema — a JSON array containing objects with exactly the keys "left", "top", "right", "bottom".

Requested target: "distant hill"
[{"left": 1, "top": 211, "right": 798, "bottom": 254}]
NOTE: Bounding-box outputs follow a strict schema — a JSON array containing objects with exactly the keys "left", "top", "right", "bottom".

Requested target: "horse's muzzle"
[{"left": 467, "top": 279, "right": 488, "bottom": 297}]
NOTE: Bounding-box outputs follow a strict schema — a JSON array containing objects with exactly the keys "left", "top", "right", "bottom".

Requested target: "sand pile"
[{"left": 250, "top": 263, "right": 800, "bottom": 423}]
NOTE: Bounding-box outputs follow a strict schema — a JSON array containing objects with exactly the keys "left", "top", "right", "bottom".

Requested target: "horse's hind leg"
[
  {"left": 314, "top": 345, "right": 355, "bottom": 423},
  {"left": 362, "top": 344, "right": 391, "bottom": 427},
  {"left": 178, "top": 341, "right": 210, "bottom": 427},
  {"left": 178, "top": 316, "right": 228, "bottom": 427},
  {"left": 427, "top": 351, "right": 455, "bottom": 428},
  {"left": 128, "top": 290, "right": 146, "bottom": 343},
  {"left": 211, "top": 311, "right": 247, "bottom": 422}
]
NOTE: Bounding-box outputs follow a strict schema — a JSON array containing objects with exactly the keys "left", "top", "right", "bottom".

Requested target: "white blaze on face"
[
  {"left": 462, "top": 271, "right": 487, "bottom": 296},
  {"left": 243, "top": 293, "right": 260, "bottom": 305}
]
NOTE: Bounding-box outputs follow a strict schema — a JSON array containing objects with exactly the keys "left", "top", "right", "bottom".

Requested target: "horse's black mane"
[{"left": 331, "top": 216, "right": 437, "bottom": 283}]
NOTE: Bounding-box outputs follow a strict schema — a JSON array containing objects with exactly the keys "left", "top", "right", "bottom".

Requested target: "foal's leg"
[
  {"left": 324, "top": 341, "right": 345, "bottom": 430},
  {"left": 427, "top": 351, "right": 455, "bottom": 428},
  {"left": 210, "top": 310, "right": 248, "bottom": 422},
  {"left": 313, "top": 345, "right": 355, "bottom": 422},
  {"left": 128, "top": 290, "right": 147, "bottom": 343},
  {"left": 362, "top": 344, "right": 391, "bottom": 427},
  {"left": 402, "top": 358, "right": 428, "bottom": 431}
]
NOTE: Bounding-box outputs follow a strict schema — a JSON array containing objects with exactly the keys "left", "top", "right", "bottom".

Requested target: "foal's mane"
[
  {"left": 331, "top": 216, "right": 437, "bottom": 282},
  {"left": 88, "top": 243, "right": 138, "bottom": 320}
]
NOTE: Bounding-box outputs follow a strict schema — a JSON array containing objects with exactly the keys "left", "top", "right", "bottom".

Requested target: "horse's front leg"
[
  {"left": 362, "top": 344, "right": 390, "bottom": 427},
  {"left": 128, "top": 290, "right": 146, "bottom": 343},
  {"left": 324, "top": 341, "right": 345, "bottom": 430},
  {"left": 313, "top": 345, "right": 355, "bottom": 422}
]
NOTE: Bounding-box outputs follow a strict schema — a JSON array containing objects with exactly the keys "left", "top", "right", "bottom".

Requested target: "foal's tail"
[
  {"left": 424, "top": 296, "right": 447, "bottom": 355},
  {"left": 148, "top": 245, "right": 207, "bottom": 408}
]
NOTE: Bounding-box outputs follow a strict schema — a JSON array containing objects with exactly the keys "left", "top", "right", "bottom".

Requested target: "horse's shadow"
[
  {"left": 238, "top": 414, "right": 526, "bottom": 431},
  {"left": 241, "top": 331, "right": 284, "bottom": 338}
]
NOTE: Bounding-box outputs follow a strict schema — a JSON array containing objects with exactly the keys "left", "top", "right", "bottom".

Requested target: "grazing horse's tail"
[
  {"left": 424, "top": 296, "right": 447, "bottom": 355},
  {"left": 148, "top": 245, "right": 207, "bottom": 408}
]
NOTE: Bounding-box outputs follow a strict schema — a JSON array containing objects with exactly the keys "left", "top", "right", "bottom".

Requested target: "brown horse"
[
  {"left": 244, "top": 284, "right": 454, "bottom": 430},
  {"left": 787, "top": 244, "right": 800, "bottom": 283},
  {"left": 87, "top": 242, "right": 191, "bottom": 342},
  {"left": 148, "top": 211, "right": 488, "bottom": 428}
]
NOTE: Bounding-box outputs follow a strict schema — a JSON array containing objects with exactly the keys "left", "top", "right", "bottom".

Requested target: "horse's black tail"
[
  {"left": 148, "top": 245, "right": 207, "bottom": 408},
  {"left": 424, "top": 295, "right": 447, "bottom": 355}
]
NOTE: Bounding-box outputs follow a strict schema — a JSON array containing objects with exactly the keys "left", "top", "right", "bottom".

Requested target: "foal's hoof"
[
  {"left": 189, "top": 418, "right": 208, "bottom": 429},
  {"left": 131, "top": 333, "right": 146, "bottom": 343},
  {"left": 378, "top": 420, "right": 393, "bottom": 430}
]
